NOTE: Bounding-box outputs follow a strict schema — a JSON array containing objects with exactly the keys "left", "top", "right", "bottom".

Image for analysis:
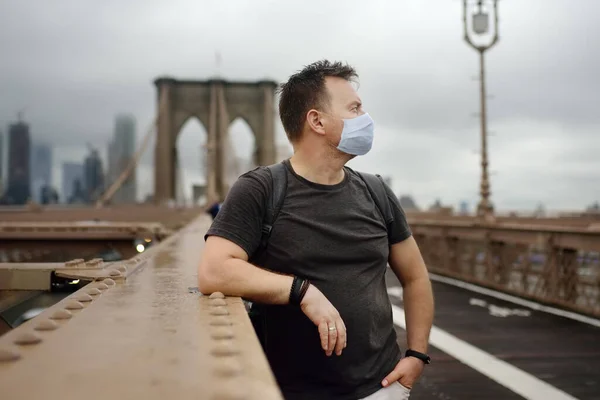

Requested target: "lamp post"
[{"left": 463, "top": 0, "right": 499, "bottom": 221}]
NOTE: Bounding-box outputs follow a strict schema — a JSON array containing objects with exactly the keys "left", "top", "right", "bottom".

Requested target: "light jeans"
[{"left": 359, "top": 382, "right": 411, "bottom": 400}]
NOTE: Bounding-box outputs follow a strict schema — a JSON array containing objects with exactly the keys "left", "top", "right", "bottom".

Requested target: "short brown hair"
[{"left": 278, "top": 60, "right": 358, "bottom": 143}]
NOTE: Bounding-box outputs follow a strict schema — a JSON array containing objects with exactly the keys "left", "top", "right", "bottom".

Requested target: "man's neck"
[{"left": 289, "top": 146, "right": 351, "bottom": 185}]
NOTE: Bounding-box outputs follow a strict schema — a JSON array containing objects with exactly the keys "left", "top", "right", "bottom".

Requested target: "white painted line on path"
[
  {"left": 390, "top": 301, "right": 578, "bottom": 400},
  {"left": 428, "top": 272, "right": 600, "bottom": 329}
]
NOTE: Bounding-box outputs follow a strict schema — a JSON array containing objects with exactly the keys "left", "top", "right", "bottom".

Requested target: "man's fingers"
[
  {"left": 334, "top": 319, "right": 346, "bottom": 356},
  {"left": 381, "top": 368, "right": 402, "bottom": 388},
  {"left": 327, "top": 321, "right": 337, "bottom": 356},
  {"left": 318, "top": 320, "right": 329, "bottom": 352}
]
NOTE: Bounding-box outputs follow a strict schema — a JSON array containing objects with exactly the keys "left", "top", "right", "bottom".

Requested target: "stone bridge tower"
[{"left": 153, "top": 78, "right": 278, "bottom": 204}]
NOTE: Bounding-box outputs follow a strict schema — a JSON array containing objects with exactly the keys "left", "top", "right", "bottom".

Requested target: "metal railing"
[{"left": 410, "top": 219, "right": 600, "bottom": 318}]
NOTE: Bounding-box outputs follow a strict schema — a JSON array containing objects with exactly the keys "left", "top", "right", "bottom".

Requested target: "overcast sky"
[{"left": 1, "top": 0, "right": 598, "bottom": 211}]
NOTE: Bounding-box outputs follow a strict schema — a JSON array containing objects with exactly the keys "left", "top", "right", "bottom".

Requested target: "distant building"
[
  {"left": 107, "top": 114, "right": 137, "bottom": 203},
  {"left": 83, "top": 148, "right": 104, "bottom": 203},
  {"left": 62, "top": 162, "right": 84, "bottom": 203},
  {"left": 0, "top": 131, "right": 4, "bottom": 195},
  {"left": 6, "top": 119, "right": 31, "bottom": 205},
  {"left": 398, "top": 195, "right": 419, "bottom": 211},
  {"left": 30, "top": 143, "right": 52, "bottom": 203},
  {"left": 459, "top": 201, "right": 470, "bottom": 215}
]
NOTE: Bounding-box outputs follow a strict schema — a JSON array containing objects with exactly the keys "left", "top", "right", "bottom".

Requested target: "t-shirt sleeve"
[
  {"left": 204, "top": 168, "right": 270, "bottom": 258},
  {"left": 382, "top": 180, "right": 412, "bottom": 244}
]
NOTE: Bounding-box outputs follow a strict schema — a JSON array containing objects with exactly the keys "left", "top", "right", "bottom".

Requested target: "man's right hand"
[{"left": 300, "top": 284, "right": 347, "bottom": 356}]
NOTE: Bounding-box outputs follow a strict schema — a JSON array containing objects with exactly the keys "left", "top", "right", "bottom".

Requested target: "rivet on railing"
[
  {"left": 95, "top": 283, "right": 110, "bottom": 291},
  {"left": 209, "top": 292, "right": 225, "bottom": 299},
  {"left": 209, "top": 317, "right": 233, "bottom": 326},
  {"left": 50, "top": 309, "right": 73, "bottom": 320},
  {"left": 210, "top": 327, "right": 235, "bottom": 340},
  {"left": 103, "top": 278, "right": 116, "bottom": 286},
  {"left": 64, "top": 258, "right": 85, "bottom": 268},
  {"left": 109, "top": 269, "right": 123, "bottom": 278},
  {"left": 209, "top": 307, "right": 229, "bottom": 316},
  {"left": 75, "top": 293, "right": 94, "bottom": 302},
  {"left": 0, "top": 347, "right": 21, "bottom": 362},
  {"left": 209, "top": 298, "right": 227, "bottom": 307},
  {"left": 34, "top": 319, "right": 59, "bottom": 331},
  {"left": 14, "top": 332, "right": 42, "bottom": 345},
  {"left": 210, "top": 341, "right": 240, "bottom": 357},
  {"left": 65, "top": 301, "right": 84, "bottom": 310},
  {"left": 213, "top": 358, "right": 243, "bottom": 377},
  {"left": 115, "top": 265, "right": 127, "bottom": 274},
  {"left": 87, "top": 288, "right": 102, "bottom": 296}
]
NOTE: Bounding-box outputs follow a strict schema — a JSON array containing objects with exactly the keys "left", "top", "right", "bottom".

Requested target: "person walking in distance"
[{"left": 198, "top": 60, "right": 434, "bottom": 400}]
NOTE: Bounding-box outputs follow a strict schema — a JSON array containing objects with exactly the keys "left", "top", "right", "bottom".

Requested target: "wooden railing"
[{"left": 410, "top": 219, "right": 600, "bottom": 318}]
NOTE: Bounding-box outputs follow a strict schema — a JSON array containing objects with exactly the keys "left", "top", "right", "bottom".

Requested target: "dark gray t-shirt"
[{"left": 205, "top": 159, "right": 412, "bottom": 400}]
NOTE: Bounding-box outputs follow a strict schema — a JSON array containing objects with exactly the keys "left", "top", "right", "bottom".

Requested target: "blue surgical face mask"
[{"left": 336, "top": 113, "right": 375, "bottom": 156}]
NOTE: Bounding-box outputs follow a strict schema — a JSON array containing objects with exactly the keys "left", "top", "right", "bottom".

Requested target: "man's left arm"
[{"left": 379, "top": 185, "right": 434, "bottom": 389}]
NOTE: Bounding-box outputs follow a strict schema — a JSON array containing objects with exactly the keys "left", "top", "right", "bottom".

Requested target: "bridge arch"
[
  {"left": 153, "top": 78, "right": 277, "bottom": 204},
  {"left": 175, "top": 116, "right": 208, "bottom": 204}
]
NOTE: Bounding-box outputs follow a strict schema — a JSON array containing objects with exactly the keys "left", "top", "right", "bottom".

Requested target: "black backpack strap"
[
  {"left": 357, "top": 172, "right": 394, "bottom": 228},
  {"left": 257, "top": 162, "right": 288, "bottom": 255}
]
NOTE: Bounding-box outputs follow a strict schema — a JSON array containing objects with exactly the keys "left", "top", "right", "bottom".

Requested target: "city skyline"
[{"left": 0, "top": 0, "right": 599, "bottom": 210}]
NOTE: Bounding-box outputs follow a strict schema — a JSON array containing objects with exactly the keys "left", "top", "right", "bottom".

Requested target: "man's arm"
[
  {"left": 388, "top": 237, "right": 434, "bottom": 353},
  {"left": 198, "top": 235, "right": 293, "bottom": 304}
]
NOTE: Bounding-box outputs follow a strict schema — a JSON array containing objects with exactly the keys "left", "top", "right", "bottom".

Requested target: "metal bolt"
[
  {"left": 109, "top": 269, "right": 122, "bottom": 277},
  {"left": 50, "top": 309, "right": 73, "bottom": 320},
  {"left": 210, "top": 341, "right": 240, "bottom": 357},
  {"left": 14, "top": 331, "right": 42, "bottom": 345},
  {"left": 210, "top": 327, "right": 235, "bottom": 340},
  {"left": 34, "top": 319, "right": 59, "bottom": 331},
  {"left": 209, "top": 307, "right": 229, "bottom": 316},
  {"left": 95, "top": 283, "right": 110, "bottom": 291},
  {"left": 209, "top": 317, "right": 233, "bottom": 326},
  {"left": 75, "top": 293, "right": 94, "bottom": 303},
  {"left": 0, "top": 347, "right": 21, "bottom": 362},
  {"left": 103, "top": 278, "right": 116, "bottom": 286},
  {"left": 209, "top": 292, "right": 225, "bottom": 299},
  {"left": 116, "top": 265, "right": 127, "bottom": 273},
  {"left": 209, "top": 298, "right": 227, "bottom": 307},
  {"left": 65, "top": 301, "right": 84, "bottom": 310},
  {"left": 87, "top": 288, "right": 102, "bottom": 296},
  {"left": 213, "top": 358, "right": 243, "bottom": 377}
]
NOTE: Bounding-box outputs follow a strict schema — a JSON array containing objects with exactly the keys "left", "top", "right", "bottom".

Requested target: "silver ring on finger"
[{"left": 328, "top": 324, "right": 337, "bottom": 331}]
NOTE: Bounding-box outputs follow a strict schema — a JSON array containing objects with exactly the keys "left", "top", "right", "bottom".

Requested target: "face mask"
[{"left": 336, "top": 113, "right": 375, "bottom": 156}]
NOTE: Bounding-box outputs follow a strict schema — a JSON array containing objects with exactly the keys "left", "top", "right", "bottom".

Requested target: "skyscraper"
[
  {"left": 107, "top": 114, "right": 137, "bottom": 203},
  {"left": 30, "top": 143, "right": 52, "bottom": 202},
  {"left": 6, "top": 119, "right": 31, "bottom": 204},
  {"left": 0, "top": 131, "right": 4, "bottom": 195},
  {"left": 62, "top": 162, "right": 84, "bottom": 203},
  {"left": 83, "top": 148, "right": 104, "bottom": 203}
]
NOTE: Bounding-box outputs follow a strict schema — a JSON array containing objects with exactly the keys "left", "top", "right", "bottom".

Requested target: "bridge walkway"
[{"left": 386, "top": 269, "right": 600, "bottom": 400}]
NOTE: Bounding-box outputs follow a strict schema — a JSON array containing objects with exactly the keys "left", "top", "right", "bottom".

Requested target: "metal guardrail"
[
  {"left": 0, "top": 216, "right": 282, "bottom": 400},
  {"left": 411, "top": 220, "right": 600, "bottom": 318}
]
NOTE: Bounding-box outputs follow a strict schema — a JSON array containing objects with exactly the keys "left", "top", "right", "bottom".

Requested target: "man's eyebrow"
[{"left": 348, "top": 100, "right": 362, "bottom": 108}]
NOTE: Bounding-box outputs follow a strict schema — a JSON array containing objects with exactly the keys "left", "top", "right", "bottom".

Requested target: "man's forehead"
[{"left": 324, "top": 77, "right": 360, "bottom": 103}]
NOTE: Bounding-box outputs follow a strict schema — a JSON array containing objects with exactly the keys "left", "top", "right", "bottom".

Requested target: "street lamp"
[{"left": 463, "top": 0, "right": 499, "bottom": 221}]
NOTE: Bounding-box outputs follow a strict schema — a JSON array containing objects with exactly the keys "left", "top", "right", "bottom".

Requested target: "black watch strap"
[
  {"left": 289, "top": 277, "right": 310, "bottom": 306},
  {"left": 405, "top": 349, "right": 431, "bottom": 365}
]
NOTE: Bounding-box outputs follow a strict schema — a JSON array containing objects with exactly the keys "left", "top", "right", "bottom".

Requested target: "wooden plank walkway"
[{"left": 385, "top": 268, "right": 600, "bottom": 399}]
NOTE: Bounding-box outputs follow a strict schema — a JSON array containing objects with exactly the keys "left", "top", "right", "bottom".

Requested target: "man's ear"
[{"left": 306, "top": 109, "right": 326, "bottom": 136}]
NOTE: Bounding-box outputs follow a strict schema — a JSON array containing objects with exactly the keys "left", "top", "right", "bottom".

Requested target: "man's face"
[{"left": 321, "top": 77, "right": 364, "bottom": 148}]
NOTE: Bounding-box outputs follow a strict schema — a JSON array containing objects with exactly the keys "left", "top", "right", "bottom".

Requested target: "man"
[{"left": 198, "top": 60, "right": 434, "bottom": 400}]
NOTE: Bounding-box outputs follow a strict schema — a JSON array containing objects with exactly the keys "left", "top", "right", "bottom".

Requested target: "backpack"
[{"left": 247, "top": 161, "right": 395, "bottom": 349}]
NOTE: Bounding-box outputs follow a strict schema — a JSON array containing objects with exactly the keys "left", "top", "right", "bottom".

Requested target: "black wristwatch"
[{"left": 405, "top": 349, "right": 431, "bottom": 365}]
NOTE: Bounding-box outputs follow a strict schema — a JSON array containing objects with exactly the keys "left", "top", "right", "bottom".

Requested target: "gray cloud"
[{"left": 0, "top": 0, "right": 598, "bottom": 210}]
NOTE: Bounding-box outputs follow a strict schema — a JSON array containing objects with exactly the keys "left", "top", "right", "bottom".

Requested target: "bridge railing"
[
  {"left": 0, "top": 215, "right": 283, "bottom": 399},
  {"left": 410, "top": 219, "right": 600, "bottom": 318}
]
